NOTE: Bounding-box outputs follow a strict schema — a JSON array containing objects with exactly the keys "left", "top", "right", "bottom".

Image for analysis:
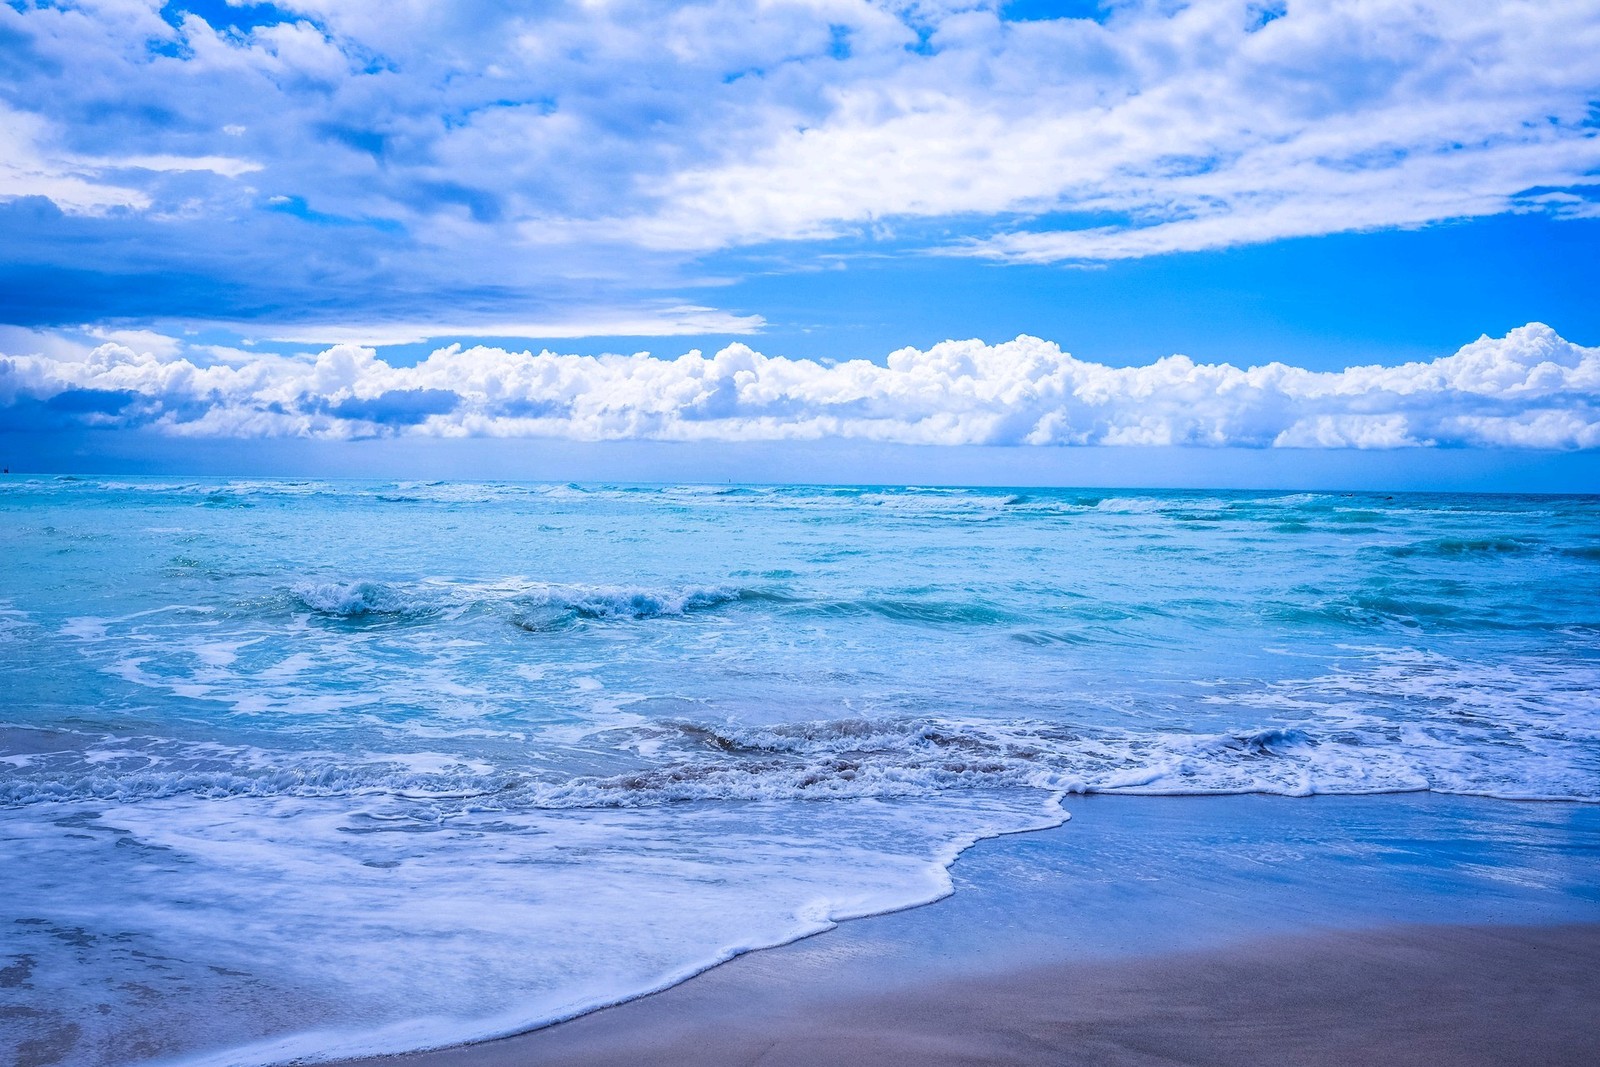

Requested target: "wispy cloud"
[
  {"left": 0, "top": 1, "right": 1595, "bottom": 322},
  {"left": 0, "top": 104, "right": 150, "bottom": 214},
  {"left": 257, "top": 307, "right": 768, "bottom": 347},
  {"left": 4, "top": 323, "right": 1596, "bottom": 449}
]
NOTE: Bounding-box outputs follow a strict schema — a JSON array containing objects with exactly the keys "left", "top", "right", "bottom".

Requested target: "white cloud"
[
  {"left": 81, "top": 154, "right": 263, "bottom": 178},
  {"left": 1, "top": 0, "right": 1596, "bottom": 269},
  {"left": 259, "top": 307, "right": 768, "bottom": 347},
  {"left": 0, "top": 101, "right": 261, "bottom": 215},
  {"left": 0, "top": 104, "right": 150, "bottom": 214},
  {"left": 605, "top": 0, "right": 1600, "bottom": 258},
  {"left": 84, "top": 327, "right": 186, "bottom": 358},
  {"left": 4, "top": 323, "right": 1596, "bottom": 450}
]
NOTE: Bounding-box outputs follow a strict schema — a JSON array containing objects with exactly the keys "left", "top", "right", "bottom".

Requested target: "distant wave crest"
[{"left": 284, "top": 578, "right": 780, "bottom": 628}]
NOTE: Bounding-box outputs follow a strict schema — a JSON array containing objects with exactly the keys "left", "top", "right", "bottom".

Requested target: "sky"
[{"left": 2, "top": 0, "right": 1599, "bottom": 487}]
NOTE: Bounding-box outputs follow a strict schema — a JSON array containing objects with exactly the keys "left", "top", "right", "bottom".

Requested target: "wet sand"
[
  {"left": 336, "top": 794, "right": 1600, "bottom": 1067},
  {"left": 344, "top": 921, "right": 1600, "bottom": 1066}
]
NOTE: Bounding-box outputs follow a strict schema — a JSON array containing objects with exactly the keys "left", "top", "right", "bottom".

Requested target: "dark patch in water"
[
  {"left": 510, "top": 608, "right": 581, "bottom": 633},
  {"left": 1387, "top": 537, "right": 1537, "bottom": 558},
  {"left": 510, "top": 588, "right": 791, "bottom": 632},
  {"left": 1231, "top": 727, "right": 1313, "bottom": 756},
  {"left": 1010, "top": 628, "right": 1090, "bottom": 646},
  {"left": 0, "top": 953, "right": 36, "bottom": 988},
  {"left": 13, "top": 1016, "right": 82, "bottom": 1067},
  {"left": 798, "top": 597, "right": 1016, "bottom": 625}
]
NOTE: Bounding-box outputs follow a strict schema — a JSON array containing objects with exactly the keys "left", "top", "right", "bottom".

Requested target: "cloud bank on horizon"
[
  {"left": 1, "top": 0, "right": 1597, "bottom": 331},
  {"left": 4, "top": 324, "right": 1597, "bottom": 449}
]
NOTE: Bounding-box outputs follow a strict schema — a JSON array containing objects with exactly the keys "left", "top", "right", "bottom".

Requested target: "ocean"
[{"left": 2, "top": 477, "right": 1598, "bottom": 1065}]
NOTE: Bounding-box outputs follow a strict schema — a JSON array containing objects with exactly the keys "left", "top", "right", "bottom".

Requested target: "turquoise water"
[{"left": 2, "top": 478, "right": 1598, "bottom": 1064}]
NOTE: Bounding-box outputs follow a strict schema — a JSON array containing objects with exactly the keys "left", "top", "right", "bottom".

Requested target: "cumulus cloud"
[{"left": 3, "top": 323, "right": 1596, "bottom": 450}]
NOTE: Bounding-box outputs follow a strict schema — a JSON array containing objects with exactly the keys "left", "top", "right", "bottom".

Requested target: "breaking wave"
[
  {"left": 292, "top": 581, "right": 424, "bottom": 618},
  {"left": 7, "top": 708, "right": 1594, "bottom": 811},
  {"left": 283, "top": 578, "right": 1025, "bottom": 630},
  {"left": 286, "top": 578, "right": 785, "bottom": 626}
]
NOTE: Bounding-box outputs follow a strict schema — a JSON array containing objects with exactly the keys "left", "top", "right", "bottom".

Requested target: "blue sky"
[{"left": 2, "top": 0, "right": 1599, "bottom": 486}]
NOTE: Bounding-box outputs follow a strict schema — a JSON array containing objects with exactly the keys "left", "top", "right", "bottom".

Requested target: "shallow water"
[{"left": 2, "top": 478, "right": 1597, "bottom": 1064}]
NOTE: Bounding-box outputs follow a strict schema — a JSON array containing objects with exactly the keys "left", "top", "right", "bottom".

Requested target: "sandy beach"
[
  {"left": 335, "top": 794, "right": 1600, "bottom": 1067},
  {"left": 344, "top": 921, "right": 1600, "bottom": 1067}
]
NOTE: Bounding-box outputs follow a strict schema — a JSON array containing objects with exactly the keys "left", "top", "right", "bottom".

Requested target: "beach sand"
[
  {"left": 349, "top": 922, "right": 1600, "bottom": 1067},
  {"left": 333, "top": 794, "right": 1600, "bottom": 1067}
]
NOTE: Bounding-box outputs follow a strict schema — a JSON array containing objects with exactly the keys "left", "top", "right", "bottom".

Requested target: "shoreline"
[
  {"left": 329, "top": 793, "right": 1600, "bottom": 1067},
  {"left": 340, "top": 921, "right": 1600, "bottom": 1067}
]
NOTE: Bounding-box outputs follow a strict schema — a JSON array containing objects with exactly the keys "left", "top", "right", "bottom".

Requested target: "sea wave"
[
  {"left": 7, "top": 707, "right": 1594, "bottom": 810},
  {"left": 278, "top": 577, "right": 1034, "bottom": 630},
  {"left": 10, "top": 478, "right": 1586, "bottom": 540},
  {"left": 292, "top": 581, "right": 428, "bottom": 617},
  {"left": 1385, "top": 536, "right": 1542, "bottom": 557},
  {"left": 284, "top": 578, "right": 784, "bottom": 626}
]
